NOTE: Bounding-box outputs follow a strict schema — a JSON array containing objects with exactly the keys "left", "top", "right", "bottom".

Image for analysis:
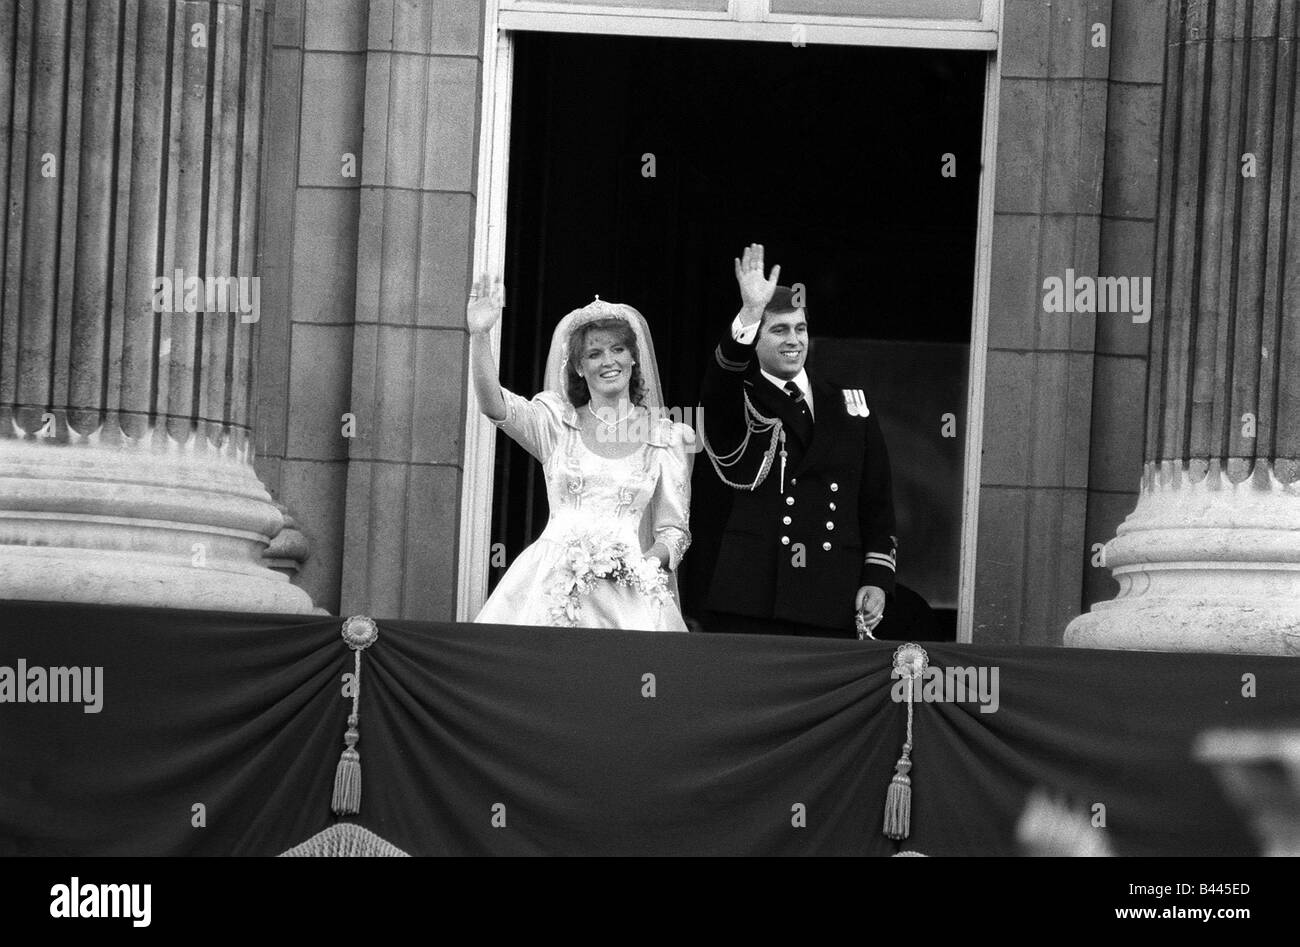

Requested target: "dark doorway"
[{"left": 492, "top": 31, "right": 985, "bottom": 639}]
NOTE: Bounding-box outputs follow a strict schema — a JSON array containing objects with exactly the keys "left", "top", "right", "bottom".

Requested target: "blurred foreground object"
[
  {"left": 1196, "top": 729, "right": 1300, "bottom": 857},
  {"left": 1015, "top": 789, "right": 1113, "bottom": 857}
]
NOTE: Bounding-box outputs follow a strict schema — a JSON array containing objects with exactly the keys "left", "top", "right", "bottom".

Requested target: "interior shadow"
[{"left": 493, "top": 31, "right": 986, "bottom": 641}]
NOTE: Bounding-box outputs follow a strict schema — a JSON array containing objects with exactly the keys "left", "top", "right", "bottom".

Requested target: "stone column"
[
  {"left": 976, "top": 0, "right": 1116, "bottom": 643},
  {"left": 337, "top": 0, "right": 480, "bottom": 620},
  {"left": 1068, "top": 0, "right": 1300, "bottom": 654},
  {"left": 0, "top": 0, "right": 315, "bottom": 613}
]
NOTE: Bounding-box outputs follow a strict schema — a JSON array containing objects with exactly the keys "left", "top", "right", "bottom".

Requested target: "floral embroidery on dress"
[
  {"left": 674, "top": 473, "right": 689, "bottom": 506},
  {"left": 561, "top": 429, "right": 585, "bottom": 508},
  {"left": 660, "top": 528, "right": 690, "bottom": 567},
  {"left": 614, "top": 483, "right": 636, "bottom": 518}
]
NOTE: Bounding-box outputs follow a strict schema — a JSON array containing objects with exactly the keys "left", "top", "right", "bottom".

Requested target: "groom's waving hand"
[{"left": 734, "top": 243, "right": 781, "bottom": 319}]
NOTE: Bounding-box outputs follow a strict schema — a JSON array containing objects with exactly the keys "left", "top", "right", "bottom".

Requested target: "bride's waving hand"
[
  {"left": 467, "top": 272, "right": 568, "bottom": 464},
  {"left": 467, "top": 274, "right": 507, "bottom": 421}
]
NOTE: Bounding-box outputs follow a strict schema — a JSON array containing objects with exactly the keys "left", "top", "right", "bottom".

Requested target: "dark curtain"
[{"left": 2, "top": 601, "right": 1295, "bottom": 856}]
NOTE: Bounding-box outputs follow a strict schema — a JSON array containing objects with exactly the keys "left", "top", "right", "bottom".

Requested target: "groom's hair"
[
  {"left": 760, "top": 285, "right": 806, "bottom": 332},
  {"left": 565, "top": 318, "right": 648, "bottom": 407}
]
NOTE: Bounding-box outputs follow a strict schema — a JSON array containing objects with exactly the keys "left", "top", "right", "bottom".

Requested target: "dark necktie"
[
  {"left": 784, "top": 381, "right": 809, "bottom": 417},
  {"left": 783, "top": 380, "right": 813, "bottom": 443}
]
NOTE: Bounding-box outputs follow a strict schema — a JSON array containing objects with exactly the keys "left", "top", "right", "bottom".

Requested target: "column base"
[
  {"left": 1066, "top": 461, "right": 1300, "bottom": 656},
  {"left": 0, "top": 547, "right": 320, "bottom": 614},
  {"left": 0, "top": 436, "right": 320, "bottom": 615},
  {"left": 1068, "top": 600, "right": 1300, "bottom": 655}
]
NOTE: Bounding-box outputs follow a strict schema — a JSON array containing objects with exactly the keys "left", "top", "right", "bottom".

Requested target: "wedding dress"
[{"left": 473, "top": 300, "right": 693, "bottom": 632}]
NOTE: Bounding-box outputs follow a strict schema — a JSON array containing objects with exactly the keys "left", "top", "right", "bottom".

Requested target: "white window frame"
[
  {"left": 459, "top": 0, "right": 1002, "bottom": 645},
  {"left": 499, "top": 0, "right": 997, "bottom": 49}
]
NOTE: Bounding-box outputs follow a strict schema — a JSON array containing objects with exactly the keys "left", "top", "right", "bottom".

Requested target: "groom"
[{"left": 697, "top": 244, "right": 897, "bottom": 638}]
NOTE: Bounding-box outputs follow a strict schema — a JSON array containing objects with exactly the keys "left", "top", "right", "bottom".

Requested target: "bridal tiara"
[{"left": 573, "top": 295, "right": 630, "bottom": 324}]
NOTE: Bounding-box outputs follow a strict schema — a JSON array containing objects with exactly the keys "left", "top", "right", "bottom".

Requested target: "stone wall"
[
  {"left": 976, "top": 0, "right": 1164, "bottom": 643},
  {"left": 255, "top": 0, "right": 482, "bottom": 618}
]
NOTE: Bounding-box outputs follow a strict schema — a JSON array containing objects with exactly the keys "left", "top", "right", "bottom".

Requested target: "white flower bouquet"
[{"left": 546, "top": 531, "right": 673, "bottom": 627}]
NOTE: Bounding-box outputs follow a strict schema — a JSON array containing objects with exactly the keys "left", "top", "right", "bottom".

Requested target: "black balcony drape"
[{"left": 1, "top": 600, "right": 1293, "bottom": 856}]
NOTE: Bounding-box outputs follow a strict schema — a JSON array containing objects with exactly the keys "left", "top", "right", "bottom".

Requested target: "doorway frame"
[{"left": 458, "top": 0, "right": 1002, "bottom": 644}]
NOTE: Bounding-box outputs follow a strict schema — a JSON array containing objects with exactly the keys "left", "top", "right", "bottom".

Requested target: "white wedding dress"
[{"left": 474, "top": 389, "right": 693, "bottom": 632}]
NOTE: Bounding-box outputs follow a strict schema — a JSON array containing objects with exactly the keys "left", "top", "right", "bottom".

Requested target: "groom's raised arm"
[
  {"left": 699, "top": 320, "right": 754, "bottom": 453},
  {"left": 700, "top": 244, "right": 780, "bottom": 463}
]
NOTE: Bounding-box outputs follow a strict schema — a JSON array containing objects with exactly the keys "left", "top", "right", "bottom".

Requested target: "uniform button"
[
  {"left": 822, "top": 542, "right": 832, "bottom": 551},
  {"left": 830, "top": 483, "right": 839, "bottom": 492},
  {"left": 826, "top": 521, "right": 835, "bottom": 530},
  {"left": 829, "top": 502, "right": 836, "bottom": 511},
  {"left": 786, "top": 496, "right": 795, "bottom": 506},
  {"left": 781, "top": 536, "right": 790, "bottom": 545},
  {"left": 782, "top": 515, "right": 791, "bottom": 525}
]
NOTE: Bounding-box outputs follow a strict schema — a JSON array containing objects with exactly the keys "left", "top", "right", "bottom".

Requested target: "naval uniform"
[{"left": 698, "top": 319, "right": 897, "bottom": 638}]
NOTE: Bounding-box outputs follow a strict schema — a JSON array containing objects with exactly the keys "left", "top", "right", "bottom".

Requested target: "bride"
[{"left": 468, "top": 276, "right": 694, "bottom": 632}]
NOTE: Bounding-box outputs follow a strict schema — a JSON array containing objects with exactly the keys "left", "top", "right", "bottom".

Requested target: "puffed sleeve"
[
  {"left": 649, "top": 422, "right": 695, "bottom": 571},
  {"left": 490, "top": 388, "right": 567, "bottom": 462}
]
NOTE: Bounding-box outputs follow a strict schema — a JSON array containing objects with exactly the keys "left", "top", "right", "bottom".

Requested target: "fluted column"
[
  {"left": 1068, "top": 0, "right": 1300, "bottom": 654},
  {"left": 0, "top": 0, "right": 315, "bottom": 613}
]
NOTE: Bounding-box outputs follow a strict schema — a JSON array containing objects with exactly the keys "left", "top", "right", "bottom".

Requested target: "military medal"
[{"left": 843, "top": 388, "right": 869, "bottom": 417}]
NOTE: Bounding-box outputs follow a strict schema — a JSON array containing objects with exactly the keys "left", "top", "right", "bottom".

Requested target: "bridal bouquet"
[{"left": 546, "top": 531, "right": 673, "bottom": 627}]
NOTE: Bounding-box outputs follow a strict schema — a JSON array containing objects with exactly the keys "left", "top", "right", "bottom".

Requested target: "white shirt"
[{"left": 731, "top": 314, "right": 814, "bottom": 419}]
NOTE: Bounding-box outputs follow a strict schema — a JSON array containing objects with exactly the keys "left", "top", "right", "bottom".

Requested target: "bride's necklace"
[{"left": 587, "top": 403, "right": 636, "bottom": 429}]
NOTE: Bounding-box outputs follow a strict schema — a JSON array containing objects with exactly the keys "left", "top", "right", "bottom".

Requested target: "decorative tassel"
[
  {"left": 884, "top": 643, "right": 928, "bottom": 841},
  {"left": 332, "top": 714, "right": 362, "bottom": 815},
  {"left": 332, "top": 616, "right": 379, "bottom": 817},
  {"left": 883, "top": 748, "right": 912, "bottom": 840}
]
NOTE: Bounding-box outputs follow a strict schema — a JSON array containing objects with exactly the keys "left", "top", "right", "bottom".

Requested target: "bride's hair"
[{"left": 565, "top": 318, "right": 647, "bottom": 407}]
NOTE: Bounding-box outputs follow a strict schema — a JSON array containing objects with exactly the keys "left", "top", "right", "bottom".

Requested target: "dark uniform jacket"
[{"left": 699, "top": 329, "right": 897, "bottom": 632}]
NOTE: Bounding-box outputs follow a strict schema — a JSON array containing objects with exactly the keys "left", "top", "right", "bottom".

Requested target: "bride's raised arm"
[
  {"left": 467, "top": 274, "right": 507, "bottom": 421},
  {"left": 466, "top": 275, "right": 565, "bottom": 463}
]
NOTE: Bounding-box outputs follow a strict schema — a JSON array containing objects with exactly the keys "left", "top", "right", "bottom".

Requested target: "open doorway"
[{"left": 490, "top": 32, "right": 985, "bottom": 639}]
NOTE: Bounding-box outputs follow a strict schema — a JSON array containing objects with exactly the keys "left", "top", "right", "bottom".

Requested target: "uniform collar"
[
  {"left": 760, "top": 369, "right": 813, "bottom": 419},
  {"left": 759, "top": 367, "right": 810, "bottom": 398}
]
